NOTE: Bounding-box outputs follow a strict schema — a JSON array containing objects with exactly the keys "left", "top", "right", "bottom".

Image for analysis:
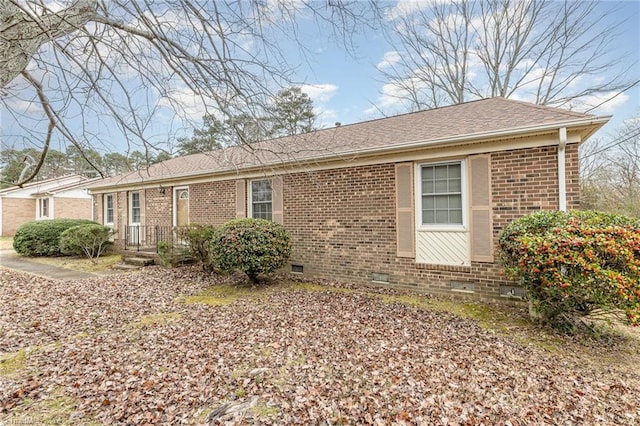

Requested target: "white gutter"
[{"left": 558, "top": 127, "right": 567, "bottom": 211}]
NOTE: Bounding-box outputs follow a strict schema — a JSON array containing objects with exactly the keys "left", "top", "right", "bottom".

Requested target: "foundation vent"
[
  {"left": 450, "top": 281, "right": 475, "bottom": 293},
  {"left": 371, "top": 272, "right": 390, "bottom": 283},
  {"left": 291, "top": 264, "right": 304, "bottom": 274},
  {"left": 500, "top": 285, "right": 526, "bottom": 298}
]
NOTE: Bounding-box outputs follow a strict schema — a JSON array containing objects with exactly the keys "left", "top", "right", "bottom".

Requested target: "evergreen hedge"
[
  {"left": 212, "top": 218, "right": 292, "bottom": 283},
  {"left": 13, "top": 219, "right": 98, "bottom": 257}
]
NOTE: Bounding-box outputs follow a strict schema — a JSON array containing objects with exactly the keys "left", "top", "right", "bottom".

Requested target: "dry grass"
[
  {"left": 0, "top": 236, "right": 13, "bottom": 250},
  {"left": 28, "top": 253, "right": 122, "bottom": 272}
]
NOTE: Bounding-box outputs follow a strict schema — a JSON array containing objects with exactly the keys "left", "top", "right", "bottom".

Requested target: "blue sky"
[
  {"left": 298, "top": 0, "right": 640, "bottom": 134},
  {"left": 1, "top": 0, "right": 639, "bottom": 156}
]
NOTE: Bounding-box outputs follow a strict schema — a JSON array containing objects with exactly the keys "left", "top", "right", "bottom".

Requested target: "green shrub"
[
  {"left": 498, "top": 210, "right": 640, "bottom": 329},
  {"left": 157, "top": 240, "right": 186, "bottom": 268},
  {"left": 59, "top": 224, "right": 114, "bottom": 261},
  {"left": 13, "top": 219, "right": 98, "bottom": 257},
  {"left": 212, "top": 218, "right": 292, "bottom": 283},
  {"left": 184, "top": 224, "right": 217, "bottom": 271}
]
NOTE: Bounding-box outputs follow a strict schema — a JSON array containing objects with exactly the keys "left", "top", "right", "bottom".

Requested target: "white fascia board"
[{"left": 87, "top": 116, "right": 610, "bottom": 193}]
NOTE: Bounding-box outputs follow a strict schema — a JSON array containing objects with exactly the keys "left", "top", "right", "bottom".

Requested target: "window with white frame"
[
  {"left": 130, "top": 192, "right": 141, "bottom": 224},
  {"left": 420, "top": 162, "right": 464, "bottom": 226},
  {"left": 38, "top": 198, "right": 49, "bottom": 219},
  {"left": 250, "top": 179, "right": 272, "bottom": 221},
  {"left": 104, "top": 194, "right": 114, "bottom": 226}
]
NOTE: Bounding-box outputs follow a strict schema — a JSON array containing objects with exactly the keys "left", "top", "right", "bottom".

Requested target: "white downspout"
[{"left": 558, "top": 127, "right": 567, "bottom": 211}]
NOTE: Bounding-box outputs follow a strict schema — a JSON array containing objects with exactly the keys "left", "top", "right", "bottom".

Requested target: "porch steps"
[
  {"left": 123, "top": 256, "right": 156, "bottom": 267},
  {"left": 116, "top": 251, "right": 159, "bottom": 270},
  {"left": 112, "top": 262, "right": 144, "bottom": 271}
]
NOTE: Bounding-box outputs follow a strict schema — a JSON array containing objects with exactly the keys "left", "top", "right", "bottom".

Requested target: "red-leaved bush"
[{"left": 498, "top": 211, "right": 640, "bottom": 328}]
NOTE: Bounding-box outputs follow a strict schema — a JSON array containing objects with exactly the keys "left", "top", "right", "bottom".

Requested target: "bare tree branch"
[
  {"left": 379, "top": 0, "right": 636, "bottom": 112},
  {"left": 1, "top": 0, "right": 379, "bottom": 184}
]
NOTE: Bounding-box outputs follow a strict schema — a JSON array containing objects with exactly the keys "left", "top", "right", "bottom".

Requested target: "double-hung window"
[
  {"left": 250, "top": 179, "right": 272, "bottom": 221},
  {"left": 130, "top": 192, "right": 141, "bottom": 224},
  {"left": 104, "top": 194, "right": 114, "bottom": 226},
  {"left": 38, "top": 198, "right": 49, "bottom": 219},
  {"left": 420, "top": 162, "right": 463, "bottom": 226}
]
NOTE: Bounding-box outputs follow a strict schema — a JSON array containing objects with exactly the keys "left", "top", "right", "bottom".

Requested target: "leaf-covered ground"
[{"left": 1, "top": 266, "right": 639, "bottom": 425}]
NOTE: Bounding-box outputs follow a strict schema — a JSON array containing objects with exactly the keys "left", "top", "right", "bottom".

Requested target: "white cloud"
[
  {"left": 256, "top": 0, "right": 306, "bottom": 25},
  {"left": 386, "top": 0, "right": 432, "bottom": 20},
  {"left": 377, "top": 51, "right": 401, "bottom": 70},
  {"left": 300, "top": 84, "right": 338, "bottom": 103},
  {"left": 3, "top": 98, "right": 43, "bottom": 116},
  {"left": 567, "top": 92, "right": 630, "bottom": 114},
  {"left": 363, "top": 78, "right": 426, "bottom": 116},
  {"left": 314, "top": 106, "right": 338, "bottom": 128},
  {"left": 156, "top": 87, "right": 212, "bottom": 122}
]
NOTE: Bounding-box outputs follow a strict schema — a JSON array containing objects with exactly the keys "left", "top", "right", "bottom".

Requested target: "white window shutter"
[
  {"left": 236, "top": 180, "right": 246, "bottom": 218},
  {"left": 272, "top": 176, "right": 284, "bottom": 224},
  {"left": 395, "top": 163, "right": 415, "bottom": 258},
  {"left": 469, "top": 154, "right": 493, "bottom": 262}
]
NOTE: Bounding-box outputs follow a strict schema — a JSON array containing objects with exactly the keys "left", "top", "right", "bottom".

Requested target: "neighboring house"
[
  {"left": 0, "top": 174, "right": 95, "bottom": 236},
  {"left": 87, "top": 98, "right": 609, "bottom": 299}
]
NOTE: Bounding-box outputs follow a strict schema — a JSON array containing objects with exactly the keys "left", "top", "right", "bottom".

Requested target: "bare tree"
[
  {"left": 378, "top": 0, "right": 638, "bottom": 112},
  {"left": 1, "top": 0, "right": 378, "bottom": 186},
  {"left": 580, "top": 118, "right": 640, "bottom": 217}
]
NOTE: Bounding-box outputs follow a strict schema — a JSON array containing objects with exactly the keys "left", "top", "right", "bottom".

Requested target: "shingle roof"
[
  {"left": 89, "top": 97, "right": 607, "bottom": 189},
  {"left": 0, "top": 174, "right": 92, "bottom": 195}
]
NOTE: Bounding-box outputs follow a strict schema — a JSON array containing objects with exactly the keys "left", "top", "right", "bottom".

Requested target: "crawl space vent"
[
  {"left": 500, "top": 285, "right": 526, "bottom": 298},
  {"left": 291, "top": 264, "right": 304, "bottom": 274},
  {"left": 450, "top": 281, "right": 475, "bottom": 292},
  {"left": 371, "top": 272, "right": 390, "bottom": 283}
]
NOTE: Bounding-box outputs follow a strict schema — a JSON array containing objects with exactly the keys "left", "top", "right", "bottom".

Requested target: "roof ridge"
[
  {"left": 87, "top": 97, "right": 609, "bottom": 190},
  {"left": 491, "top": 97, "right": 593, "bottom": 118}
]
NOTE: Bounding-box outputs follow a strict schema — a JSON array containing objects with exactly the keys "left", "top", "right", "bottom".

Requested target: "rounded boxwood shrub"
[
  {"left": 212, "top": 218, "right": 292, "bottom": 283},
  {"left": 13, "top": 219, "right": 98, "bottom": 257},
  {"left": 59, "top": 223, "right": 114, "bottom": 260},
  {"left": 498, "top": 210, "right": 640, "bottom": 329}
]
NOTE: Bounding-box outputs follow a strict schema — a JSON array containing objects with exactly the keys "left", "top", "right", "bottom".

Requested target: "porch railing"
[{"left": 124, "top": 225, "right": 189, "bottom": 252}]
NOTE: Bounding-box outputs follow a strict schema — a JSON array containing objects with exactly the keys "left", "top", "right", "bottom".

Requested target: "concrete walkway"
[{"left": 0, "top": 249, "right": 106, "bottom": 281}]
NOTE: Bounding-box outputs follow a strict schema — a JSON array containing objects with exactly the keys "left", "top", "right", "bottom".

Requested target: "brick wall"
[
  {"left": 54, "top": 197, "right": 92, "bottom": 221},
  {"left": 1, "top": 198, "right": 35, "bottom": 236},
  {"left": 94, "top": 195, "right": 103, "bottom": 224},
  {"left": 145, "top": 188, "right": 172, "bottom": 228},
  {"left": 491, "top": 144, "right": 579, "bottom": 237},
  {"left": 115, "top": 192, "right": 127, "bottom": 248},
  {"left": 189, "top": 180, "right": 236, "bottom": 225},
  {"left": 282, "top": 144, "right": 578, "bottom": 299},
  {"left": 98, "top": 142, "right": 577, "bottom": 299}
]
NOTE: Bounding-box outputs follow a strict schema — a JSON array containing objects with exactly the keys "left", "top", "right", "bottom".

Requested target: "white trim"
[
  {"left": 414, "top": 159, "right": 468, "bottom": 232},
  {"left": 558, "top": 127, "right": 567, "bottom": 211},
  {"left": 36, "top": 197, "right": 52, "bottom": 220},
  {"left": 129, "top": 191, "right": 141, "bottom": 225},
  {"left": 247, "top": 178, "right": 272, "bottom": 220},
  {"left": 172, "top": 186, "right": 189, "bottom": 227},
  {"left": 104, "top": 194, "right": 114, "bottom": 227},
  {"left": 88, "top": 131, "right": 586, "bottom": 194}
]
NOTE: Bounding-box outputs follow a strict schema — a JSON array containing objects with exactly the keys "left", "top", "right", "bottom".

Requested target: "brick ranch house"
[
  {"left": 87, "top": 98, "right": 609, "bottom": 300},
  {"left": 0, "top": 174, "right": 94, "bottom": 236}
]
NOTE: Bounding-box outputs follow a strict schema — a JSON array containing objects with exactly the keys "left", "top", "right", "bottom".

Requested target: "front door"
[{"left": 175, "top": 188, "right": 189, "bottom": 227}]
